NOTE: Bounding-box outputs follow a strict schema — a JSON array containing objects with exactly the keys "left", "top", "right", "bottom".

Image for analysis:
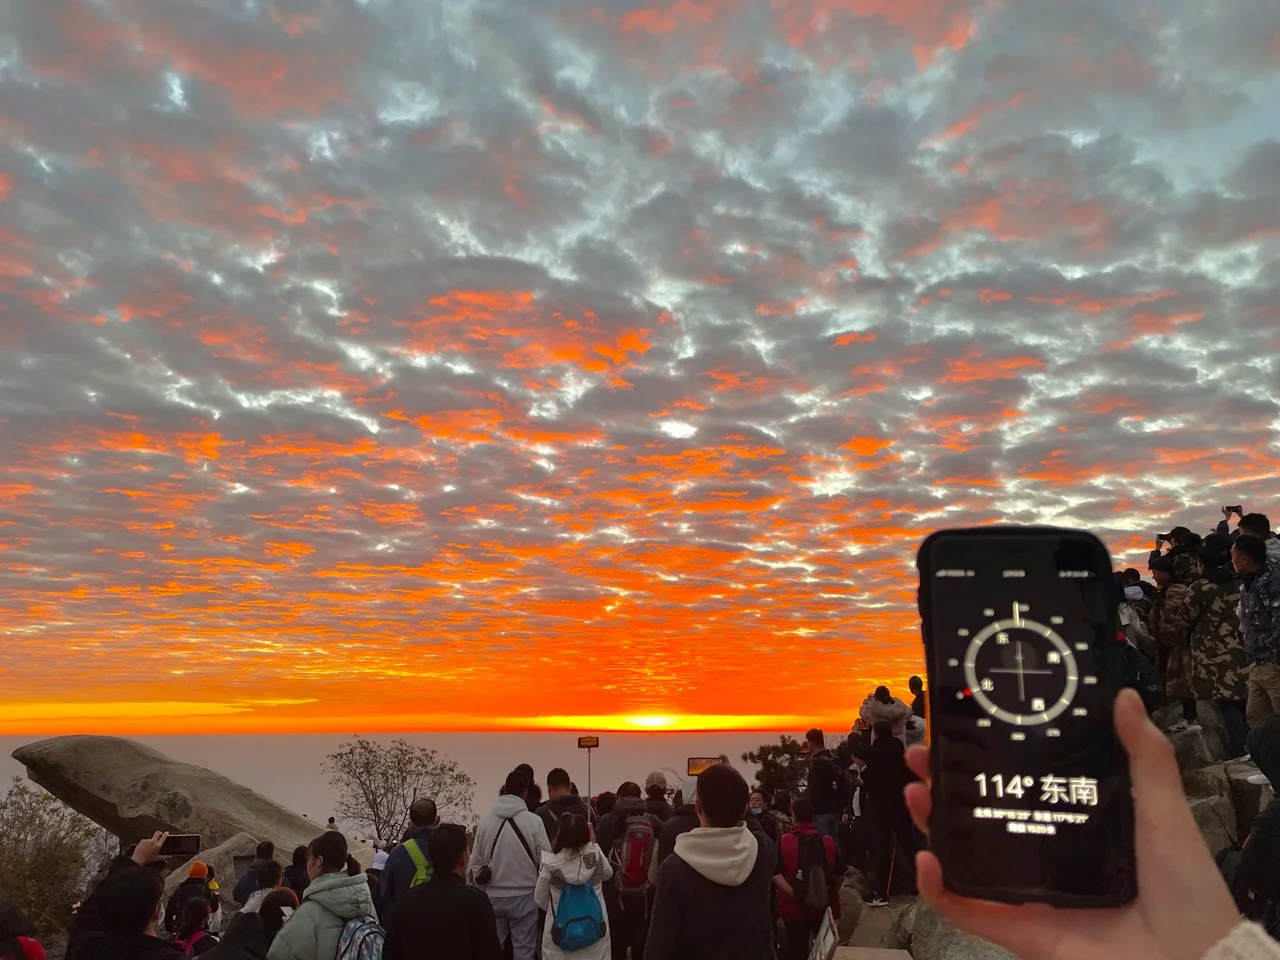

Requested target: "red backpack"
[{"left": 614, "top": 814, "right": 657, "bottom": 902}]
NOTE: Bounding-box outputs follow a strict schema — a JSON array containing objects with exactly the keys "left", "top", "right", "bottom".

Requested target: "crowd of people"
[
  {"left": 1113, "top": 506, "right": 1280, "bottom": 777},
  {"left": 6, "top": 506, "right": 1280, "bottom": 960}
]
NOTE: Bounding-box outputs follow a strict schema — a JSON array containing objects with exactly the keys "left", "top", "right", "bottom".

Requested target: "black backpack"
[{"left": 792, "top": 832, "right": 831, "bottom": 913}]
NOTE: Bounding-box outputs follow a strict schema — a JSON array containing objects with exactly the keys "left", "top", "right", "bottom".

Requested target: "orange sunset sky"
[{"left": 1, "top": 0, "right": 1279, "bottom": 735}]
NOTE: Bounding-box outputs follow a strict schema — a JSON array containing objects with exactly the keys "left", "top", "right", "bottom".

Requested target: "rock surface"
[
  {"left": 837, "top": 885, "right": 866, "bottom": 943},
  {"left": 12, "top": 736, "right": 373, "bottom": 867},
  {"left": 165, "top": 832, "right": 260, "bottom": 898},
  {"left": 882, "top": 901, "right": 1016, "bottom": 960}
]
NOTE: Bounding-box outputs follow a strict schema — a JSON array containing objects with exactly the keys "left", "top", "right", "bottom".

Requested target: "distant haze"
[{"left": 0, "top": 732, "right": 788, "bottom": 831}]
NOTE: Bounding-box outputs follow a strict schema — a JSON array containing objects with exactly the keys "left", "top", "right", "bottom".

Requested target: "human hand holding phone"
[{"left": 903, "top": 690, "right": 1240, "bottom": 960}]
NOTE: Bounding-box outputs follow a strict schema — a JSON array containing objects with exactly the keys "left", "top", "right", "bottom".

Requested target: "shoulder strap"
[
  {"left": 487, "top": 816, "right": 512, "bottom": 861},
  {"left": 504, "top": 816, "right": 538, "bottom": 868},
  {"left": 404, "top": 839, "right": 428, "bottom": 873}
]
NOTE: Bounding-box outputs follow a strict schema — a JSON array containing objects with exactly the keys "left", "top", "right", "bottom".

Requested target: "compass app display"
[{"left": 918, "top": 528, "right": 1136, "bottom": 907}]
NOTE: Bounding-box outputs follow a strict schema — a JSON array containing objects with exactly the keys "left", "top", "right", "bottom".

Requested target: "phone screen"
[
  {"left": 160, "top": 834, "right": 202, "bottom": 859},
  {"left": 687, "top": 757, "right": 726, "bottom": 776},
  {"left": 918, "top": 527, "right": 1135, "bottom": 906}
]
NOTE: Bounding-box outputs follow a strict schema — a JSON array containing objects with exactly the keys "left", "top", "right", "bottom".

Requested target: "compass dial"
[{"left": 963, "top": 602, "right": 1079, "bottom": 725}]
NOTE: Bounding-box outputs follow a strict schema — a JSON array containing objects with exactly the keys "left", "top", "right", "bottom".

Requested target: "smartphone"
[
  {"left": 917, "top": 526, "right": 1135, "bottom": 907},
  {"left": 687, "top": 757, "right": 726, "bottom": 776},
  {"left": 160, "top": 834, "right": 202, "bottom": 859}
]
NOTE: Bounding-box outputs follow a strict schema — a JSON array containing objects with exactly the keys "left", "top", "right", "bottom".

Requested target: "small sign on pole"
[{"left": 578, "top": 736, "right": 599, "bottom": 802}]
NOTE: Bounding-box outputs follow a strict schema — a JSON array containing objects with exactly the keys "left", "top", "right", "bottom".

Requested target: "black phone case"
[{"left": 917, "top": 525, "right": 1137, "bottom": 908}]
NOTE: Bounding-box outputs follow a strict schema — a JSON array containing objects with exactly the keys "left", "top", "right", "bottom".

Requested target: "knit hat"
[
  {"left": 371, "top": 851, "right": 389, "bottom": 871},
  {"left": 644, "top": 771, "right": 667, "bottom": 791},
  {"left": 187, "top": 861, "right": 209, "bottom": 880}
]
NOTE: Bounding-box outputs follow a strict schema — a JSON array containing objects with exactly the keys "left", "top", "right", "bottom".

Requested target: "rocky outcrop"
[
  {"left": 12, "top": 736, "right": 373, "bottom": 867},
  {"left": 164, "top": 832, "right": 260, "bottom": 898},
  {"left": 882, "top": 901, "right": 1016, "bottom": 960}
]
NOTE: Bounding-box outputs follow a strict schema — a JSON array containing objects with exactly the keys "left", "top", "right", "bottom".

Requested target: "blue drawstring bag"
[{"left": 551, "top": 881, "right": 606, "bottom": 951}]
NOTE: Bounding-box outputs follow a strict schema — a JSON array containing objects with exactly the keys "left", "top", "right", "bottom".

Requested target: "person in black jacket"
[
  {"left": 67, "top": 832, "right": 170, "bottom": 960},
  {"left": 281, "top": 847, "right": 309, "bottom": 898},
  {"left": 91, "top": 866, "right": 185, "bottom": 960},
  {"left": 383, "top": 824, "right": 502, "bottom": 960},
  {"left": 861, "top": 721, "right": 920, "bottom": 907},
  {"left": 644, "top": 773, "right": 674, "bottom": 823},
  {"left": 1226, "top": 716, "right": 1280, "bottom": 917},
  {"left": 646, "top": 763, "right": 775, "bottom": 960},
  {"left": 202, "top": 912, "right": 269, "bottom": 960},
  {"left": 233, "top": 842, "right": 275, "bottom": 905},
  {"left": 595, "top": 783, "right": 665, "bottom": 960},
  {"left": 805, "top": 728, "right": 849, "bottom": 843},
  {"left": 908, "top": 676, "right": 926, "bottom": 719},
  {"left": 657, "top": 776, "right": 701, "bottom": 869},
  {"left": 535, "top": 769, "right": 593, "bottom": 843},
  {"left": 380, "top": 798, "right": 439, "bottom": 923}
]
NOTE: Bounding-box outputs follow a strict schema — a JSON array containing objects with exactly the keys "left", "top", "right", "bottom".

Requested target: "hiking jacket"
[
  {"left": 1180, "top": 567, "right": 1249, "bottom": 700},
  {"left": 859, "top": 696, "right": 914, "bottom": 742},
  {"left": 645, "top": 796, "right": 674, "bottom": 823},
  {"left": 534, "top": 843, "right": 613, "bottom": 960},
  {"left": 594, "top": 798, "right": 663, "bottom": 878},
  {"left": 645, "top": 825, "right": 775, "bottom": 960},
  {"left": 234, "top": 860, "right": 273, "bottom": 906},
  {"left": 202, "top": 913, "right": 268, "bottom": 960},
  {"left": 166, "top": 878, "right": 218, "bottom": 936},
  {"left": 776, "top": 823, "right": 842, "bottom": 922},
  {"left": 382, "top": 873, "right": 502, "bottom": 960},
  {"left": 535, "top": 796, "right": 593, "bottom": 843},
  {"left": 469, "top": 796, "right": 551, "bottom": 898},
  {"left": 265, "top": 872, "right": 375, "bottom": 960},
  {"left": 380, "top": 825, "right": 435, "bottom": 923},
  {"left": 807, "top": 750, "right": 849, "bottom": 816},
  {"left": 656, "top": 805, "right": 699, "bottom": 869},
  {"left": 1242, "top": 559, "right": 1280, "bottom": 666}
]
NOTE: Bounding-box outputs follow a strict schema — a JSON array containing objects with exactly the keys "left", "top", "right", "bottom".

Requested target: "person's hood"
[
  {"left": 301, "top": 872, "right": 375, "bottom": 920},
  {"left": 612, "top": 796, "right": 647, "bottom": 816},
  {"left": 208, "top": 913, "right": 267, "bottom": 959},
  {"left": 491, "top": 793, "right": 535, "bottom": 819},
  {"left": 1249, "top": 716, "right": 1280, "bottom": 785},
  {"left": 673, "top": 825, "right": 759, "bottom": 887},
  {"left": 540, "top": 843, "right": 607, "bottom": 886},
  {"left": 1124, "top": 585, "right": 1145, "bottom": 600}
]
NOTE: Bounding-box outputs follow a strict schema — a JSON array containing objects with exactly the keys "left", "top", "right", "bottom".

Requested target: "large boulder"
[
  {"left": 12, "top": 736, "right": 373, "bottom": 867},
  {"left": 882, "top": 900, "right": 1015, "bottom": 960},
  {"left": 165, "top": 832, "right": 260, "bottom": 898},
  {"left": 1188, "top": 794, "right": 1237, "bottom": 855}
]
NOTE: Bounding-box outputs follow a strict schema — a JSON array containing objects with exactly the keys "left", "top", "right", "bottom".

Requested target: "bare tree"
[{"left": 323, "top": 738, "right": 475, "bottom": 842}]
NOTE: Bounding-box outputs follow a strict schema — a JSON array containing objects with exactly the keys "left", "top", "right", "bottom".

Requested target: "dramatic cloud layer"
[{"left": 2, "top": 0, "right": 1279, "bottom": 732}]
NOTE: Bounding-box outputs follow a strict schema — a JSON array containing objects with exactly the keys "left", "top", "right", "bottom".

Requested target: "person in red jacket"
[
  {"left": 0, "top": 901, "right": 45, "bottom": 960},
  {"left": 773, "top": 798, "right": 843, "bottom": 960}
]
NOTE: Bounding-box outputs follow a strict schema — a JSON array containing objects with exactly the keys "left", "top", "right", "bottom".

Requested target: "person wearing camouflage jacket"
[
  {"left": 1177, "top": 551, "right": 1249, "bottom": 758},
  {"left": 1150, "top": 553, "right": 1196, "bottom": 727},
  {"left": 1234, "top": 536, "right": 1280, "bottom": 729}
]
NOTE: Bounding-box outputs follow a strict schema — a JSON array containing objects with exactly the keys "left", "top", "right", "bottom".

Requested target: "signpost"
[{"left": 577, "top": 736, "right": 599, "bottom": 801}]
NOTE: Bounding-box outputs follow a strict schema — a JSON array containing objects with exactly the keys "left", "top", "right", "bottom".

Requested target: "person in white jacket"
[
  {"left": 860, "top": 686, "right": 914, "bottom": 743},
  {"left": 534, "top": 813, "right": 613, "bottom": 960},
  {"left": 470, "top": 770, "right": 552, "bottom": 960}
]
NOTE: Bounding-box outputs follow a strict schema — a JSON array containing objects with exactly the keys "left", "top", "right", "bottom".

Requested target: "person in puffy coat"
[
  {"left": 534, "top": 814, "right": 613, "bottom": 960},
  {"left": 859, "top": 687, "right": 914, "bottom": 743},
  {"left": 266, "top": 833, "right": 375, "bottom": 960}
]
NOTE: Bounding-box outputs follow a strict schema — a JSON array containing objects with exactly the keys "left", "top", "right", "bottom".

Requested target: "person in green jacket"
[{"left": 267, "top": 832, "right": 375, "bottom": 960}]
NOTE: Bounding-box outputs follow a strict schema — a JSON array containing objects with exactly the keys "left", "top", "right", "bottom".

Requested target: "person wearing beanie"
[
  {"left": 644, "top": 772, "right": 674, "bottom": 823},
  {"left": 165, "top": 862, "right": 219, "bottom": 938}
]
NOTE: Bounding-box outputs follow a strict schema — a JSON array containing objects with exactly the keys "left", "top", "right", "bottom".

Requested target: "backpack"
[
  {"left": 403, "top": 839, "right": 433, "bottom": 888},
  {"left": 793, "top": 832, "right": 831, "bottom": 913},
  {"left": 550, "top": 880, "right": 606, "bottom": 952},
  {"left": 613, "top": 815, "right": 657, "bottom": 901},
  {"left": 336, "top": 916, "right": 385, "bottom": 960},
  {"left": 176, "top": 930, "right": 209, "bottom": 958}
]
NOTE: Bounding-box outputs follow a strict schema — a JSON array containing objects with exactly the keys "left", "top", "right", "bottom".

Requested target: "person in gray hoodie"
[
  {"left": 646, "top": 763, "right": 776, "bottom": 960},
  {"left": 266, "top": 832, "right": 376, "bottom": 960},
  {"left": 469, "top": 770, "right": 552, "bottom": 960}
]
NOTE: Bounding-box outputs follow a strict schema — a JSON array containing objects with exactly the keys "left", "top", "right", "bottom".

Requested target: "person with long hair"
[
  {"left": 175, "top": 898, "right": 218, "bottom": 956},
  {"left": 534, "top": 814, "right": 612, "bottom": 960},
  {"left": 258, "top": 890, "right": 299, "bottom": 951}
]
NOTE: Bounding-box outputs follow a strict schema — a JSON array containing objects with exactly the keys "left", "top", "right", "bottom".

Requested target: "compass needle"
[{"left": 963, "top": 610, "right": 1079, "bottom": 726}]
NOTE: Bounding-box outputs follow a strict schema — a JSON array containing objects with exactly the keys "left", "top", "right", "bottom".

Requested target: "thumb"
[{"left": 1113, "top": 688, "right": 1192, "bottom": 830}]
